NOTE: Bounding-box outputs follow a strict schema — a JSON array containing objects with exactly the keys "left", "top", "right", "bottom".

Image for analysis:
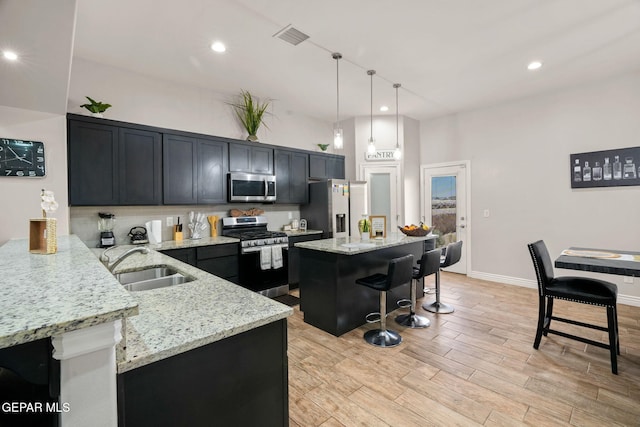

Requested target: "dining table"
[{"left": 554, "top": 247, "right": 640, "bottom": 277}]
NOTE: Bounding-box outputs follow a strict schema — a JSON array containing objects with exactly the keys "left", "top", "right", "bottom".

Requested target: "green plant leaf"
[{"left": 228, "top": 89, "right": 271, "bottom": 137}]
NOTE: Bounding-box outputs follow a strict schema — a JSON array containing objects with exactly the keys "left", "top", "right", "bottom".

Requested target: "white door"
[
  {"left": 361, "top": 165, "right": 400, "bottom": 236},
  {"left": 421, "top": 162, "right": 469, "bottom": 275}
]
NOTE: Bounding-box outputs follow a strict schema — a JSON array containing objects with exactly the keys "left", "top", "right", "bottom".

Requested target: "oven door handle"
[{"left": 241, "top": 243, "right": 289, "bottom": 254}]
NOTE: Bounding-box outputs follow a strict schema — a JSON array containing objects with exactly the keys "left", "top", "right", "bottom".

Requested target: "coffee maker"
[{"left": 98, "top": 212, "right": 116, "bottom": 247}]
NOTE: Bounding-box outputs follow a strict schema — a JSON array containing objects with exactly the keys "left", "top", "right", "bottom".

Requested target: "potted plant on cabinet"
[
  {"left": 229, "top": 90, "right": 271, "bottom": 142},
  {"left": 80, "top": 96, "right": 112, "bottom": 118}
]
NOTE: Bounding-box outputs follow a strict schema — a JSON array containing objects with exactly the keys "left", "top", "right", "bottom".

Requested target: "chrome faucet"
[{"left": 102, "top": 246, "right": 150, "bottom": 272}]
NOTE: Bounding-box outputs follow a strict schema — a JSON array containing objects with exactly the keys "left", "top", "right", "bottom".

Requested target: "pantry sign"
[{"left": 365, "top": 149, "right": 396, "bottom": 161}]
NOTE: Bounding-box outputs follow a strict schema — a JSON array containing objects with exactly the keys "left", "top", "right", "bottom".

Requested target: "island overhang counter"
[{"left": 295, "top": 233, "right": 437, "bottom": 336}]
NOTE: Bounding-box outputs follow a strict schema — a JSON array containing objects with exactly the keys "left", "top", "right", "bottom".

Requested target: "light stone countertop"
[
  {"left": 294, "top": 232, "right": 437, "bottom": 255},
  {"left": 0, "top": 235, "right": 139, "bottom": 350},
  {"left": 108, "top": 246, "right": 292, "bottom": 373},
  {"left": 148, "top": 235, "right": 239, "bottom": 251},
  {"left": 283, "top": 229, "right": 323, "bottom": 237}
]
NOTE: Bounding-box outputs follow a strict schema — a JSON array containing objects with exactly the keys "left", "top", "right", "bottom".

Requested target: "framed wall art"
[
  {"left": 369, "top": 215, "right": 386, "bottom": 238},
  {"left": 570, "top": 146, "right": 640, "bottom": 189}
]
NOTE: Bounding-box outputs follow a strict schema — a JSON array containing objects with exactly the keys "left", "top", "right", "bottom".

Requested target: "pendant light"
[
  {"left": 332, "top": 53, "right": 343, "bottom": 150},
  {"left": 393, "top": 83, "right": 402, "bottom": 160},
  {"left": 367, "top": 70, "right": 376, "bottom": 155}
]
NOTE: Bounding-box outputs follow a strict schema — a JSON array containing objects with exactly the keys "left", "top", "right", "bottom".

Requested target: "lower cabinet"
[
  {"left": 160, "top": 247, "right": 197, "bottom": 266},
  {"left": 161, "top": 243, "right": 239, "bottom": 284},
  {"left": 117, "top": 319, "right": 288, "bottom": 427},
  {"left": 0, "top": 339, "right": 59, "bottom": 427},
  {"left": 287, "top": 233, "right": 322, "bottom": 288},
  {"left": 196, "top": 244, "right": 239, "bottom": 284}
]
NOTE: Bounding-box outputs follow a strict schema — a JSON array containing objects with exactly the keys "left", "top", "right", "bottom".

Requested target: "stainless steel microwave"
[{"left": 228, "top": 173, "right": 276, "bottom": 202}]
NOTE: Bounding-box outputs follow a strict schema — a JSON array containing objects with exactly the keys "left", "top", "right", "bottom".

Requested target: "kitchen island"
[
  {"left": 295, "top": 233, "right": 437, "bottom": 336},
  {"left": 0, "top": 235, "right": 292, "bottom": 427}
]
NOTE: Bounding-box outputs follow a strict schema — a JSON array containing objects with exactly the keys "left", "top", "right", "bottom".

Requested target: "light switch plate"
[
  {"left": 483, "top": 209, "right": 490, "bottom": 218},
  {"left": 166, "top": 217, "right": 174, "bottom": 227},
  {"left": 623, "top": 277, "right": 634, "bottom": 284}
]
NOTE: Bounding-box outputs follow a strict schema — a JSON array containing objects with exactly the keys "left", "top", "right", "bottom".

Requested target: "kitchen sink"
[
  {"left": 116, "top": 266, "right": 179, "bottom": 285},
  {"left": 115, "top": 265, "right": 194, "bottom": 292}
]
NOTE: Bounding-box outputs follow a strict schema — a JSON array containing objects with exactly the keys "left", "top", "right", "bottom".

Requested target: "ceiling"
[{"left": 3, "top": 0, "right": 640, "bottom": 121}]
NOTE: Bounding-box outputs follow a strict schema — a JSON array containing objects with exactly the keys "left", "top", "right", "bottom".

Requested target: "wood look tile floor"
[{"left": 286, "top": 273, "right": 640, "bottom": 426}]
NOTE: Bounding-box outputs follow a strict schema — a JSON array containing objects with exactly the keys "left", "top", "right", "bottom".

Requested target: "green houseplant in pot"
[
  {"left": 229, "top": 90, "right": 271, "bottom": 142},
  {"left": 80, "top": 96, "right": 112, "bottom": 118}
]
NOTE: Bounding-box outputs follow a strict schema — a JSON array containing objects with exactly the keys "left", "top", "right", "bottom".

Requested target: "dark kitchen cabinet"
[
  {"left": 229, "top": 143, "right": 274, "bottom": 174},
  {"left": 68, "top": 120, "right": 119, "bottom": 205},
  {"left": 196, "top": 243, "right": 239, "bottom": 283},
  {"left": 163, "top": 135, "right": 229, "bottom": 205},
  {"left": 197, "top": 139, "right": 228, "bottom": 204},
  {"left": 119, "top": 128, "right": 162, "bottom": 205},
  {"left": 163, "top": 134, "right": 198, "bottom": 205},
  {"left": 161, "top": 247, "right": 197, "bottom": 266},
  {"left": 287, "top": 233, "right": 322, "bottom": 288},
  {"left": 309, "top": 153, "right": 345, "bottom": 180},
  {"left": 275, "top": 149, "right": 309, "bottom": 204},
  {"left": 68, "top": 119, "right": 161, "bottom": 206},
  {"left": 118, "top": 320, "right": 288, "bottom": 427}
]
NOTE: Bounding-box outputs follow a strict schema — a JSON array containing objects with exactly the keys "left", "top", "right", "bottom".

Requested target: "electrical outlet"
[
  {"left": 166, "top": 216, "right": 174, "bottom": 227},
  {"left": 288, "top": 212, "right": 293, "bottom": 219},
  {"left": 483, "top": 209, "right": 490, "bottom": 218},
  {"left": 623, "top": 277, "right": 634, "bottom": 284}
]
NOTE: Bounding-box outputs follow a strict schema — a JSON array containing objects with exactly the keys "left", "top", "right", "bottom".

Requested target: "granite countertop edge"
[
  {"left": 294, "top": 233, "right": 437, "bottom": 255},
  {"left": 0, "top": 235, "right": 139, "bottom": 350},
  {"left": 110, "top": 247, "right": 293, "bottom": 373}
]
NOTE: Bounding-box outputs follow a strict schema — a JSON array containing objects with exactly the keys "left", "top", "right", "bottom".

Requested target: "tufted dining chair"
[{"left": 527, "top": 240, "right": 620, "bottom": 374}]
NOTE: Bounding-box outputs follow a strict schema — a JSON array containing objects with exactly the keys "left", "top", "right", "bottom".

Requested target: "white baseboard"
[
  {"left": 468, "top": 270, "right": 537, "bottom": 289},
  {"left": 468, "top": 270, "right": 640, "bottom": 308}
]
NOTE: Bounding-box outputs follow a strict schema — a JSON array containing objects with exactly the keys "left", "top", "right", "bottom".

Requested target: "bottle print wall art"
[{"left": 570, "top": 147, "right": 640, "bottom": 189}]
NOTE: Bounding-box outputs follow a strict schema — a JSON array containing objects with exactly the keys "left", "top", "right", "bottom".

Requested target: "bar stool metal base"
[
  {"left": 395, "top": 313, "right": 430, "bottom": 328},
  {"left": 422, "top": 300, "right": 455, "bottom": 314},
  {"left": 364, "top": 329, "right": 402, "bottom": 347}
]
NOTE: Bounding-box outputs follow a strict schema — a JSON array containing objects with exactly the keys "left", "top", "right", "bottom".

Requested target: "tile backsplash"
[{"left": 71, "top": 204, "right": 303, "bottom": 248}]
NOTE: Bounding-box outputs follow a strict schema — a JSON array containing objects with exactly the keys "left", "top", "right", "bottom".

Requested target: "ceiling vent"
[{"left": 273, "top": 25, "right": 309, "bottom": 46}]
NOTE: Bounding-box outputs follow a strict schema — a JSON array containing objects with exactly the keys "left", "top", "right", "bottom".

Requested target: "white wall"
[
  {"left": 420, "top": 71, "right": 640, "bottom": 300},
  {"left": 0, "top": 107, "right": 69, "bottom": 245},
  {"left": 68, "top": 58, "right": 331, "bottom": 151}
]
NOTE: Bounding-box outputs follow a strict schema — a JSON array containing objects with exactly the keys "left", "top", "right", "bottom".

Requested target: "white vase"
[
  {"left": 361, "top": 232, "right": 370, "bottom": 241},
  {"left": 91, "top": 113, "right": 103, "bottom": 118}
]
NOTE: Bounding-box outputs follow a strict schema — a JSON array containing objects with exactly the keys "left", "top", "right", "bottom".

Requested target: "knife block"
[{"left": 29, "top": 218, "right": 57, "bottom": 254}]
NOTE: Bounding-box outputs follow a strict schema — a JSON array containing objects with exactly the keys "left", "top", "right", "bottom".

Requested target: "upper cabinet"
[
  {"left": 309, "top": 153, "right": 345, "bottom": 180},
  {"left": 163, "top": 134, "right": 198, "bottom": 205},
  {"left": 197, "top": 138, "right": 228, "bottom": 204},
  {"left": 229, "top": 143, "right": 273, "bottom": 174},
  {"left": 275, "top": 149, "right": 309, "bottom": 204},
  {"left": 67, "top": 114, "right": 345, "bottom": 207},
  {"left": 68, "top": 119, "right": 161, "bottom": 206},
  {"left": 163, "top": 135, "right": 228, "bottom": 205}
]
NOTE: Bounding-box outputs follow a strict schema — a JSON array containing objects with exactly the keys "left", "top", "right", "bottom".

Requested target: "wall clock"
[{"left": 0, "top": 138, "right": 46, "bottom": 177}]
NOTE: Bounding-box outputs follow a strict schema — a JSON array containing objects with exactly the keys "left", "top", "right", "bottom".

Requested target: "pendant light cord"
[
  {"left": 333, "top": 53, "right": 342, "bottom": 126},
  {"left": 368, "top": 70, "right": 376, "bottom": 141},
  {"left": 394, "top": 83, "right": 400, "bottom": 148}
]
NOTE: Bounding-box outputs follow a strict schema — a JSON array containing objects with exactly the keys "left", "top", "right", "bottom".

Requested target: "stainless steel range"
[{"left": 222, "top": 216, "right": 289, "bottom": 297}]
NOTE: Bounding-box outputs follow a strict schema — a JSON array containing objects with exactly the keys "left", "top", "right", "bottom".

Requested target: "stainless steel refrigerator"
[{"left": 301, "top": 179, "right": 368, "bottom": 238}]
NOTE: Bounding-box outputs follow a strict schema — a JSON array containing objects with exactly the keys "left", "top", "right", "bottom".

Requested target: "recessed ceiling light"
[
  {"left": 3, "top": 50, "right": 18, "bottom": 61},
  {"left": 210, "top": 41, "right": 226, "bottom": 53},
  {"left": 379, "top": 106, "right": 389, "bottom": 112},
  {"left": 527, "top": 61, "right": 542, "bottom": 71}
]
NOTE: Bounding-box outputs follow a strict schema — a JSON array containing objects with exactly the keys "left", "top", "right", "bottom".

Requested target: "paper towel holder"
[{"left": 145, "top": 220, "right": 163, "bottom": 244}]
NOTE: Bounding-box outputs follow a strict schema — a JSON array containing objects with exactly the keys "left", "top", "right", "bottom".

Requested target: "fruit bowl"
[{"left": 398, "top": 225, "right": 431, "bottom": 236}]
